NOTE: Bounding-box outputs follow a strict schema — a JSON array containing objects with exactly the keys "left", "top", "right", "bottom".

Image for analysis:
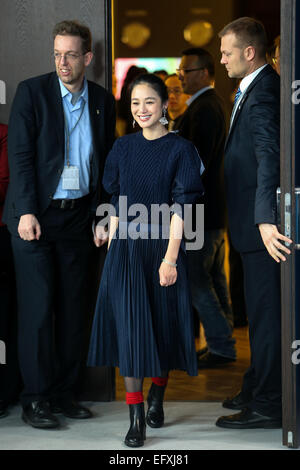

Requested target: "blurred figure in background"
[
  {"left": 154, "top": 69, "right": 168, "bottom": 81},
  {"left": 228, "top": 84, "right": 247, "bottom": 328},
  {"left": 272, "top": 36, "right": 280, "bottom": 75},
  {"left": 165, "top": 74, "right": 189, "bottom": 131},
  {"left": 112, "top": 65, "right": 117, "bottom": 98},
  {"left": 0, "top": 123, "right": 21, "bottom": 418},
  {"left": 267, "top": 35, "right": 280, "bottom": 76},
  {"left": 229, "top": 236, "right": 247, "bottom": 327},
  {"left": 116, "top": 65, "right": 147, "bottom": 136},
  {"left": 175, "top": 48, "right": 236, "bottom": 368}
]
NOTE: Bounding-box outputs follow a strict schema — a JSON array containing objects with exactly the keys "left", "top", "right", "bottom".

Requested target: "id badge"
[{"left": 62, "top": 166, "right": 80, "bottom": 190}]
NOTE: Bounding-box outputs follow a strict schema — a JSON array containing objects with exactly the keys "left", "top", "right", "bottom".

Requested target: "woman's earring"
[
  {"left": 132, "top": 119, "right": 136, "bottom": 128},
  {"left": 159, "top": 108, "right": 168, "bottom": 126}
]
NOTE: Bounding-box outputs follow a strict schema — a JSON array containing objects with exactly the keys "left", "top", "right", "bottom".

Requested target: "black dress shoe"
[
  {"left": 125, "top": 403, "right": 146, "bottom": 448},
  {"left": 0, "top": 400, "right": 8, "bottom": 419},
  {"left": 22, "top": 401, "right": 60, "bottom": 429},
  {"left": 51, "top": 399, "right": 92, "bottom": 419},
  {"left": 222, "top": 391, "right": 251, "bottom": 410},
  {"left": 216, "top": 408, "right": 282, "bottom": 429},
  {"left": 197, "top": 351, "right": 236, "bottom": 369}
]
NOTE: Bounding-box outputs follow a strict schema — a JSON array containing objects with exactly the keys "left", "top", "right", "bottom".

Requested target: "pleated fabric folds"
[{"left": 88, "top": 233, "right": 198, "bottom": 377}]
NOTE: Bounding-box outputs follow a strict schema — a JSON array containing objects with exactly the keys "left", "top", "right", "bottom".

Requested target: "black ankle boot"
[
  {"left": 146, "top": 383, "right": 166, "bottom": 428},
  {"left": 124, "top": 403, "right": 146, "bottom": 447}
]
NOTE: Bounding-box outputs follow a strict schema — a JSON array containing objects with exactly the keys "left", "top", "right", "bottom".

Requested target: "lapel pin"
[{"left": 96, "top": 109, "right": 100, "bottom": 115}]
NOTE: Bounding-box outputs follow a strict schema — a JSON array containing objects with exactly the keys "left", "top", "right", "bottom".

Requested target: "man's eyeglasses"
[
  {"left": 167, "top": 88, "right": 183, "bottom": 96},
  {"left": 272, "top": 57, "right": 279, "bottom": 65},
  {"left": 176, "top": 67, "right": 204, "bottom": 76},
  {"left": 53, "top": 52, "right": 85, "bottom": 62}
]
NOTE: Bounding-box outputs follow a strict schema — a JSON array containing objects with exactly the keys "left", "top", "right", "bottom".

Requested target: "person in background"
[
  {"left": 228, "top": 82, "right": 248, "bottom": 328},
  {"left": 0, "top": 123, "right": 21, "bottom": 418},
  {"left": 3, "top": 20, "right": 115, "bottom": 429},
  {"left": 165, "top": 74, "right": 189, "bottom": 131},
  {"left": 217, "top": 17, "right": 291, "bottom": 429},
  {"left": 175, "top": 47, "right": 236, "bottom": 368},
  {"left": 272, "top": 36, "right": 280, "bottom": 75},
  {"left": 154, "top": 69, "right": 168, "bottom": 81},
  {"left": 112, "top": 64, "right": 117, "bottom": 98},
  {"left": 116, "top": 65, "right": 147, "bottom": 136},
  {"left": 229, "top": 237, "right": 247, "bottom": 327}
]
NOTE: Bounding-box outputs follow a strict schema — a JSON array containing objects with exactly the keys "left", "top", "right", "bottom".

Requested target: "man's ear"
[
  {"left": 84, "top": 51, "right": 93, "bottom": 66},
  {"left": 244, "top": 46, "right": 256, "bottom": 62},
  {"left": 200, "top": 68, "right": 209, "bottom": 80}
]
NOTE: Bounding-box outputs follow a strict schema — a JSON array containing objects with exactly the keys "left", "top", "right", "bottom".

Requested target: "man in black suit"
[
  {"left": 216, "top": 17, "right": 292, "bottom": 429},
  {"left": 174, "top": 48, "right": 236, "bottom": 368},
  {"left": 3, "top": 20, "right": 115, "bottom": 429}
]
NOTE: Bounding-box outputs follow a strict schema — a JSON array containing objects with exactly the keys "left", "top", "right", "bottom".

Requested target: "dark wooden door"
[
  {"left": 280, "top": 0, "right": 300, "bottom": 448},
  {"left": 0, "top": 0, "right": 115, "bottom": 401}
]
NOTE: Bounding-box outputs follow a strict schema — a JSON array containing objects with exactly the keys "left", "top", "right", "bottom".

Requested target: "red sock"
[
  {"left": 126, "top": 392, "right": 144, "bottom": 405},
  {"left": 152, "top": 377, "right": 169, "bottom": 387}
]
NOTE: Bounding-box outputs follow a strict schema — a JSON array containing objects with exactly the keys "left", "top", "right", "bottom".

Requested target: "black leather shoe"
[
  {"left": 222, "top": 391, "right": 251, "bottom": 410},
  {"left": 50, "top": 399, "right": 92, "bottom": 419},
  {"left": 197, "top": 351, "right": 236, "bottom": 369},
  {"left": 216, "top": 408, "right": 282, "bottom": 429},
  {"left": 146, "top": 383, "right": 166, "bottom": 428},
  {"left": 125, "top": 403, "right": 146, "bottom": 448},
  {"left": 22, "top": 401, "right": 60, "bottom": 429},
  {"left": 0, "top": 400, "right": 8, "bottom": 419}
]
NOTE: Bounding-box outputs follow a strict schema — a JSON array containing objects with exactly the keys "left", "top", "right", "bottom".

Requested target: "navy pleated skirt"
[{"left": 87, "top": 227, "right": 198, "bottom": 378}]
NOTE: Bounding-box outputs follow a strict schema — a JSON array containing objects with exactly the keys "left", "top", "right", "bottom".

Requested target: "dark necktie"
[{"left": 230, "top": 87, "right": 242, "bottom": 128}]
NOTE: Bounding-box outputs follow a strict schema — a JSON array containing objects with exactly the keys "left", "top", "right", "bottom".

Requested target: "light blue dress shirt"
[{"left": 53, "top": 77, "right": 93, "bottom": 199}]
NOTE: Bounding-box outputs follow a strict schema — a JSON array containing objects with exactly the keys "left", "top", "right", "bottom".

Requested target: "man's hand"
[
  {"left": 258, "top": 223, "right": 292, "bottom": 263},
  {"left": 94, "top": 223, "right": 109, "bottom": 247},
  {"left": 18, "top": 214, "right": 41, "bottom": 241}
]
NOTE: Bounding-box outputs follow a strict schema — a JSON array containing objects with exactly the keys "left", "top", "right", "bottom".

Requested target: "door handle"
[
  {"left": 277, "top": 187, "right": 300, "bottom": 249},
  {"left": 284, "top": 192, "right": 291, "bottom": 246}
]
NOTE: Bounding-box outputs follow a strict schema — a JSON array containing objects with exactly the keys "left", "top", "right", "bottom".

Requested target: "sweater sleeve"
[
  {"left": 102, "top": 138, "right": 121, "bottom": 215},
  {"left": 172, "top": 141, "right": 204, "bottom": 213}
]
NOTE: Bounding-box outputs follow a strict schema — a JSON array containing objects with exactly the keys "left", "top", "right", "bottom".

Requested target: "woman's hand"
[
  {"left": 159, "top": 262, "right": 177, "bottom": 287},
  {"left": 94, "top": 223, "right": 109, "bottom": 247}
]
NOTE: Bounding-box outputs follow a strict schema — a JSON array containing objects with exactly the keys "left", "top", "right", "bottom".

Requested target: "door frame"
[{"left": 280, "top": 0, "right": 300, "bottom": 449}]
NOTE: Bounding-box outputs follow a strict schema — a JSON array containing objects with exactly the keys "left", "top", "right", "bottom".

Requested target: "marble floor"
[{"left": 0, "top": 401, "right": 285, "bottom": 451}]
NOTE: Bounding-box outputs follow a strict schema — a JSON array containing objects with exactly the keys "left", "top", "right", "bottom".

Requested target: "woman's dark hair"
[{"left": 131, "top": 73, "right": 168, "bottom": 103}]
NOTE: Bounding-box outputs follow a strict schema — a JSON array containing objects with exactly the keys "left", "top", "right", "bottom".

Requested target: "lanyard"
[{"left": 63, "top": 100, "right": 86, "bottom": 166}]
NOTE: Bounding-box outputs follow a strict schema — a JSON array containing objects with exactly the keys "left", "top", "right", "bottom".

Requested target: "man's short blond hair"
[{"left": 219, "top": 17, "right": 268, "bottom": 59}]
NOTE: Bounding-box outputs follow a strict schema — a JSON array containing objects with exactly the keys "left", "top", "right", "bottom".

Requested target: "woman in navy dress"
[{"left": 88, "top": 74, "right": 204, "bottom": 447}]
